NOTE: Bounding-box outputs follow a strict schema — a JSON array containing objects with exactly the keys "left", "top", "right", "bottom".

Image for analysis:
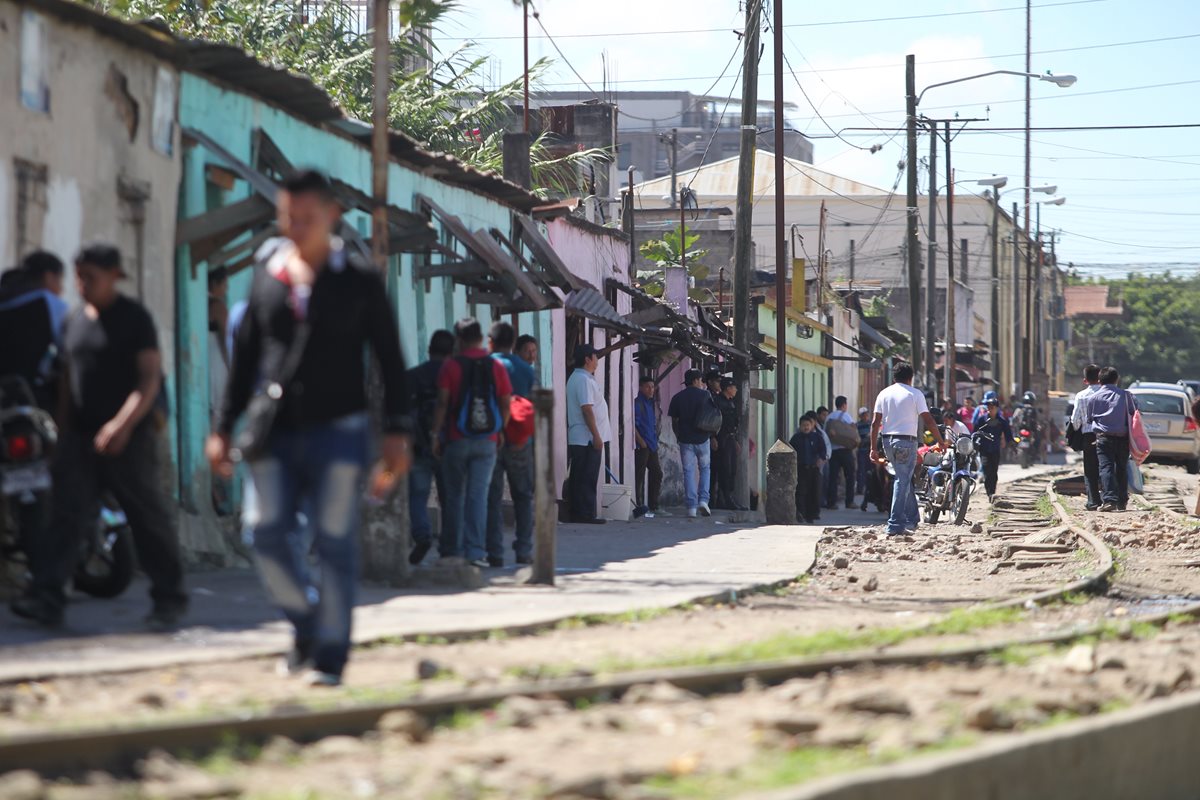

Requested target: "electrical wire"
[{"left": 456, "top": 0, "right": 1105, "bottom": 41}]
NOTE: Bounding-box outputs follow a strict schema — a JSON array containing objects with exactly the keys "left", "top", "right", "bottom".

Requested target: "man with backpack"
[
  {"left": 566, "top": 344, "right": 610, "bottom": 524},
  {"left": 486, "top": 321, "right": 535, "bottom": 566},
  {"left": 407, "top": 329, "right": 454, "bottom": 566},
  {"left": 432, "top": 318, "right": 512, "bottom": 567},
  {"left": 669, "top": 369, "right": 721, "bottom": 518}
]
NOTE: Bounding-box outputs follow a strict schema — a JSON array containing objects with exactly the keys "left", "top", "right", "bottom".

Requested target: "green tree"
[
  {"left": 637, "top": 226, "right": 711, "bottom": 301},
  {"left": 1066, "top": 273, "right": 1200, "bottom": 383},
  {"left": 79, "top": 0, "right": 607, "bottom": 198}
]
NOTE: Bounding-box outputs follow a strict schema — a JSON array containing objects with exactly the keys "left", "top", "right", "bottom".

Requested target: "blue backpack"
[{"left": 455, "top": 356, "right": 501, "bottom": 438}]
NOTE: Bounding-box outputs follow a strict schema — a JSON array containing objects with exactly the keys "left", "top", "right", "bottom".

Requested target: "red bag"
[
  {"left": 1130, "top": 408, "right": 1152, "bottom": 465},
  {"left": 505, "top": 395, "right": 535, "bottom": 448}
]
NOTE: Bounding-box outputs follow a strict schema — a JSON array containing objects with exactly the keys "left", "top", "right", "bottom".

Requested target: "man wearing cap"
[
  {"left": 713, "top": 377, "right": 742, "bottom": 509},
  {"left": 13, "top": 243, "right": 187, "bottom": 631},
  {"left": 870, "top": 363, "right": 947, "bottom": 536},
  {"left": 566, "top": 344, "right": 610, "bottom": 524}
]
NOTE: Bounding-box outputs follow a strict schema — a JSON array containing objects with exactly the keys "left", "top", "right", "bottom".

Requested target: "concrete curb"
[{"left": 745, "top": 689, "right": 1200, "bottom": 800}]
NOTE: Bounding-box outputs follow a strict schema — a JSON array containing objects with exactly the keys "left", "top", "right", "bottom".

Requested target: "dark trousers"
[
  {"left": 796, "top": 464, "right": 823, "bottom": 522},
  {"left": 1096, "top": 433, "right": 1130, "bottom": 508},
  {"left": 634, "top": 447, "right": 663, "bottom": 510},
  {"left": 487, "top": 441, "right": 534, "bottom": 561},
  {"left": 567, "top": 443, "right": 602, "bottom": 521},
  {"left": 825, "top": 448, "right": 856, "bottom": 507},
  {"left": 1082, "top": 433, "right": 1102, "bottom": 509},
  {"left": 715, "top": 432, "right": 738, "bottom": 505},
  {"left": 982, "top": 450, "right": 1001, "bottom": 497},
  {"left": 856, "top": 448, "right": 870, "bottom": 495},
  {"left": 30, "top": 422, "right": 185, "bottom": 610}
]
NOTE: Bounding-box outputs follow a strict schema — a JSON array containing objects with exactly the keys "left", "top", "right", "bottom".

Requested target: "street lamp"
[
  {"left": 976, "top": 180, "right": 1057, "bottom": 393},
  {"left": 905, "top": 58, "right": 1074, "bottom": 385}
]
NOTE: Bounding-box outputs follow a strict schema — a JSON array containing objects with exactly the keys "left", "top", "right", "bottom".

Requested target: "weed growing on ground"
[{"left": 1035, "top": 494, "right": 1057, "bottom": 520}]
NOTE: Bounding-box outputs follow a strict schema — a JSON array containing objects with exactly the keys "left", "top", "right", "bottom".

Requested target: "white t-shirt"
[
  {"left": 873, "top": 382, "right": 930, "bottom": 437},
  {"left": 948, "top": 418, "right": 969, "bottom": 437},
  {"left": 566, "top": 368, "right": 612, "bottom": 446}
]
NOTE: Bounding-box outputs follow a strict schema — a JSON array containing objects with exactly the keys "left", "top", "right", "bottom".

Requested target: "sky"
[{"left": 433, "top": 0, "right": 1200, "bottom": 277}]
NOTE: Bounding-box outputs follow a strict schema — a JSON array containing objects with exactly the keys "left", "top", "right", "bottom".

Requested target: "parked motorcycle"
[
  {"left": 0, "top": 375, "right": 136, "bottom": 599},
  {"left": 919, "top": 430, "right": 994, "bottom": 525}
]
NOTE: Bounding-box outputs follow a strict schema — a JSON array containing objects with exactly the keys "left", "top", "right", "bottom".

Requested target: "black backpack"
[{"left": 455, "top": 356, "right": 501, "bottom": 438}]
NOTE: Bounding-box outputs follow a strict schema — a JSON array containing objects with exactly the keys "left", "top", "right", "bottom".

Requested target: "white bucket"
[{"left": 600, "top": 484, "right": 632, "bottom": 521}]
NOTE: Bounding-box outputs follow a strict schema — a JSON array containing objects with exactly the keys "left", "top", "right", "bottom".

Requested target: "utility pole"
[
  {"left": 665, "top": 129, "right": 679, "bottom": 209},
  {"left": 944, "top": 122, "right": 956, "bottom": 405},
  {"left": 848, "top": 239, "right": 856, "bottom": 286},
  {"left": 370, "top": 0, "right": 390, "bottom": 274},
  {"left": 773, "top": 0, "right": 788, "bottom": 440},
  {"left": 1022, "top": 0, "right": 1032, "bottom": 390},
  {"left": 1024, "top": 216, "right": 1034, "bottom": 390},
  {"left": 731, "top": 0, "right": 760, "bottom": 512},
  {"left": 905, "top": 55, "right": 923, "bottom": 375},
  {"left": 990, "top": 191, "right": 1000, "bottom": 389},
  {"left": 926, "top": 120, "right": 938, "bottom": 394},
  {"left": 1012, "top": 203, "right": 1022, "bottom": 397},
  {"left": 626, "top": 166, "right": 636, "bottom": 271},
  {"left": 522, "top": 0, "right": 530, "bottom": 132}
]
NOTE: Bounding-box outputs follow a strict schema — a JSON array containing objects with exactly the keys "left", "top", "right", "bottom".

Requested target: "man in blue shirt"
[
  {"left": 1082, "top": 366, "right": 1138, "bottom": 512},
  {"left": 634, "top": 376, "right": 663, "bottom": 518},
  {"left": 487, "top": 322, "right": 536, "bottom": 561},
  {"left": 489, "top": 322, "right": 536, "bottom": 399}
]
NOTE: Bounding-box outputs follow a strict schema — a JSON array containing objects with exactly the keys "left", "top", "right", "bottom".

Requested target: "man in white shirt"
[
  {"left": 566, "top": 344, "right": 610, "bottom": 524},
  {"left": 1071, "top": 363, "right": 1103, "bottom": 510},
  {"left": 824, "top": 396, "right": 858, "bottom": 509},
  {"left": 869, "top": 364, "right": 947, "bottom": 536}
]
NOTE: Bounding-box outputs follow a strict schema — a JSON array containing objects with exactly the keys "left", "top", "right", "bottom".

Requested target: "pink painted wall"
[{"left": 543, "top": 217, "right": 636, "bottom": 508}]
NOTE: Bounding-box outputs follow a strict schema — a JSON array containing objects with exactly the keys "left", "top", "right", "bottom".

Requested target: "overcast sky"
[{"left": 435, "top": 0, "right": 1200, "bottom": 275}]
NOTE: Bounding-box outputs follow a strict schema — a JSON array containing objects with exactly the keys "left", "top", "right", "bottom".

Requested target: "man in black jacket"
[
  {"left": 206, "top": 170, "right": 411, "bottom": 686},
  {"left": 407, "top": 329, "right": 454, "bottom": 565}
]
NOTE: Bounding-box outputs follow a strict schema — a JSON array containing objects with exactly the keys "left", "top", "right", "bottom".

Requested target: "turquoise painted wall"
[{"left": 175, "top": 74, "right": 547, "bottom": 506}]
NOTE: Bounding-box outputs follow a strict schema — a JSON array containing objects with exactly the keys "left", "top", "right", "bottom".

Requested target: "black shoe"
[
  {"left": 145, "top": 601, "right": 187, "bottom": 633},
  {"left": 1085, "top": 504, "right": 1099, "bottom": 511},
  {"left": 278, "top": 639, "right": 315, "bottom": 677},
  {"left": 516, "top": 554, "right": 533, "bottom": 566},
  {"left": 488, "top": 556, "right": 505, "bottom": 568},
  {"left": 576, "top": 517, "right": 607, "bottom": 525},
  {"left": 845, "top": 502, "right": 855, "bottom": 509},
  {"left": 10, "top": 594, "right": 63, "bottom": 628},
  {"left": 409, "top": 540, "right": 432, "bottom": 566},
  {"left": 860, "top": 501, "right": 868, "bottom": 511}
]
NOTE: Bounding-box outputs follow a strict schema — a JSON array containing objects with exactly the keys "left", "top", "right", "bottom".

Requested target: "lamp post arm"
[{"left": 916, "top": 70, "right": 1045, "bottom": 106}]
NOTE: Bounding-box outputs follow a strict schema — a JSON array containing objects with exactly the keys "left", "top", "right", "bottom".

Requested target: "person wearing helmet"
[
  {"left": 1013, "top": 391, "right": 1042, "bottom": 463},
  {"left": 972, "top": 390, "right": 999, "bottom": 429}
]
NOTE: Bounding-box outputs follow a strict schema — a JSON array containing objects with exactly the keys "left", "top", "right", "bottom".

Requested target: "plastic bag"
[
  {"left": 1130, "top": 409, "right": 1152, "bottom": 466},
  {"left": 1128, "top": 460, "right": 1145, "bottom": 495}
]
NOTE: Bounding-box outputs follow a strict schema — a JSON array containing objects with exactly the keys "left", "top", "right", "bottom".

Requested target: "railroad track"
[{"left": 0, "top": 469, "right": 1139, "bottom": 780}]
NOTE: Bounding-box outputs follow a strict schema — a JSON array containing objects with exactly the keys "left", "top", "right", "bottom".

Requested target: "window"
[
  {"left": 1133, "top": 393, "right": 1185, "bottom": 416},
  {"left": 20, "top": 10, "right": 50, "bottom": 113},
  {"left": 14, "top": 159, "right": 49, "bottom": 257}
]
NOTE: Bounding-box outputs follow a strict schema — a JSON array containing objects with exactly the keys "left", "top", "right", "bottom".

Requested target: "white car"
[{"left": 1129, "top": 382, "right": 1200, "bottom": 474}]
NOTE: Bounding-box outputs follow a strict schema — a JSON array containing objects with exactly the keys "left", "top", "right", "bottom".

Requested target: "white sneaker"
[
  {"left": 699, "top": 502, "right": 712, "bottom": 517},
  {"left": 303, "top": 670, "right": 342, "bottom": 687},
  {"left": 687, "top": 508, "right": 698, "bottom": 518},
  {"left": 644, "top": 512, "right": 655, "bottom": 519}
]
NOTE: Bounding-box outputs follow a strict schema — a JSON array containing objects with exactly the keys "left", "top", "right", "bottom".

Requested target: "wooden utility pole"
[
  {"left": 371, "top": 0, "right": 390, "bottom": 273},
  {"left": 904, "top": 55, "right": 923, "bottom": 376},
  {"left": 772, "top": 0, "right": 787, "bottom": 440},
  {"left": 926, "top": 120, "right": 938, "bottom": 394},
  {"left": 522, "top": 0, "right": 530, "bottom": 133},
  {"left": 1022, "top": 0, "right": 1032, "bottom": 391},
  {"left": 731, "top": 0, "right": 760, "bottom": 511},
  {"left": 944, "top": 124, "right": 956, "bottom": 405}
]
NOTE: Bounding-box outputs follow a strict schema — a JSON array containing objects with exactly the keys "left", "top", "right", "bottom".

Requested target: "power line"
[
  {"left": 452, "top": 0, "right": 1105, "bottom": 41},
  {"left": 533, "top": 31, "right": 1200, "bottom": 88},
  {"left": 1054, "top": 229, "right": 1200, "bottom": 250}
]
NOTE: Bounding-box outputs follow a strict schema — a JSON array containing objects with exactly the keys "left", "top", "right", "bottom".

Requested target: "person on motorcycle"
[
  {"left": 0, "top": 251, "right": 68, "bottom": 410},
  {"left": 1013, "top": 391, "right": 1042, "bottom": 463},
  {"left": 976, "top": 397, "right": 1018, "bottom": 500}
]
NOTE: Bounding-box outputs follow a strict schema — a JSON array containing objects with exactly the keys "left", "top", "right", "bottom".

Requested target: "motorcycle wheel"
[
  {"left": 951, "top": 481, "right": 971, "bottom": 525},
  {"left": 73, "top": 525, "right": 136, "bottom": 599}
]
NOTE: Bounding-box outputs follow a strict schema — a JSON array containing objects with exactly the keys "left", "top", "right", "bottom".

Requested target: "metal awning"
[
  {"left": 512, "top": 215, "right": 593, "bottom": 293},
  {"left": 828, "top": 333, "right": 883, "bottom": 367},
  {"left": 565, "top": 287, "right": 669, "bottom": 344},
  {"left": 858, "top": 319, "right": 894, "bottom": 350},
  {"left": 414, "top": 194, "right": 556, "bottom": 312}
]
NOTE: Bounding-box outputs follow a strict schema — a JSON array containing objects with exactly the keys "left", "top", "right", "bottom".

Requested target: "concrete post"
[
  {"left": 765, "top": 439, "right": 798, "bottom": 524},
  {"left": 529, "top": 388, "right": 557, "bottom": 585}
]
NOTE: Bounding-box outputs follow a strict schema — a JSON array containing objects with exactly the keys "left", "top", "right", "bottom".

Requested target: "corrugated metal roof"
[
  {"left": 565, "top": 288, "right": 647, "bottom": 337},
  {"left": 635, "top": 152, "right": 892, "bottom": 199},
  {"left": 1063, "top": 285, "right": 1126, "bottom": 318},
  {"left": 19, "top": 0, "right": 541, "bottom": 212}
]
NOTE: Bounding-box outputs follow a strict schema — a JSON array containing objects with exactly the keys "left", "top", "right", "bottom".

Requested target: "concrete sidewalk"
[{"left": 0, "top": 512, "right": 818, "bottom": 682}]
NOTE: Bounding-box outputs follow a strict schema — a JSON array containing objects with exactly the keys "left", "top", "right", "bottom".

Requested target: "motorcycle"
[
  {"left": 919, "top": 430, "right": 993, "bottom": 525},
  {"left": 0, "top": 375, "right": 136, "bottom": 599},
  {"left": 1017, "top": 427, "right": 1035, "bottom": 469}
]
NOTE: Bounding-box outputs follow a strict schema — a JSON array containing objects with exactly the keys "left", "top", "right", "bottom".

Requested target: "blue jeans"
[
  {"left": 244, "top": 413, "right": 369, "bottom": 677},
  {"left": 882, "top": 436, "right": 919, "bottom": 534},
  {"left": 680, "top": 441, "right": 711, "bottom": 510},
  {"left": 487, "top": 440, "right": 534, "bottom": 561},
  {"left": 441, "top": 437, "right": 498, "bottom": 561},
  {"left": 408, "top": 455, "right": 444, "bottom": 548}
]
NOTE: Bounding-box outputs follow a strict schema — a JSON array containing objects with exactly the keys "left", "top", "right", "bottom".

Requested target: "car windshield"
[{"left": 1134, "top": 393, "right": 1185, "bottom": 415}]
